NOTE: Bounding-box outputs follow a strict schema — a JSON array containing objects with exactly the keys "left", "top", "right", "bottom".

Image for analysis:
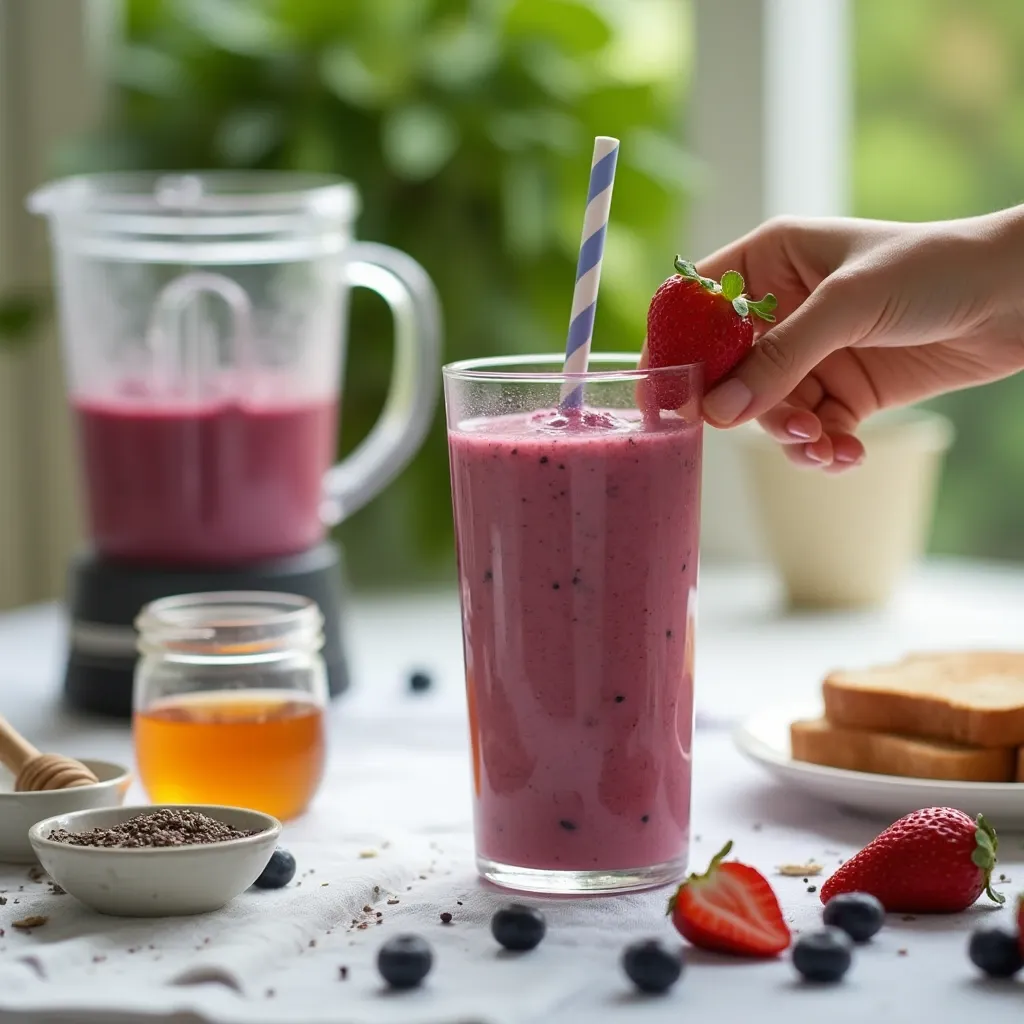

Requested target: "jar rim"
[{"left": 135, "top": 591, "right": 324, "bottom": 656}]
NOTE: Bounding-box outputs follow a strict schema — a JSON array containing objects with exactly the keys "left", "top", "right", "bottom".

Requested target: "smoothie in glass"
[{"left": 445, "top": 355, "right": 702, "bottom": 894}]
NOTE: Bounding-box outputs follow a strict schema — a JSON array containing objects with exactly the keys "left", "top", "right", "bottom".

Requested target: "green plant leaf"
[
  {"left": 731, "top": 296, "right": 749, "bottom": 317},
  {"left": 382, "top": 104, "right": 460, "bottom": 181},
  {"left": 320, "top": 46, "right": 385, "bottom": 108},
  {"left": 112, "top": 45, "right": 183, "bottom": 96},
  {"left": 0, "top": 294, "right": 47, "bottom": 344},
  {"left": 504, "top": 0, "right": 613, "bottom": 55},
  {"left": 175, "top": 0, "right": 280, "bottom": 55},
  {"left": 421, "top": 20, "right": 501, "bottom": 90},
  {"left": 214, "top": 106, "right": 284, "bottom": 166}
]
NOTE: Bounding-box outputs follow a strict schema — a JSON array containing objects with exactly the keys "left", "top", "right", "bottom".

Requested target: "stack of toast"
[{"left": 790, "top": 652, "right": 1024, "bottom": 783}]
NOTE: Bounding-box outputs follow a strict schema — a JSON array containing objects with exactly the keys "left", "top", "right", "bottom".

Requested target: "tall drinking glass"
[{"left": 443, "top": 354, "right": 703, "bottom": 894}]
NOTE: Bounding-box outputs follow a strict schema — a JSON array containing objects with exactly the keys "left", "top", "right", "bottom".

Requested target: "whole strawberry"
[
  {"left": 646, "top": 257, "right": 777, "bottom": 409},
  {"left": 820, "top": 808, "right": 1004, "bottom": 914}
]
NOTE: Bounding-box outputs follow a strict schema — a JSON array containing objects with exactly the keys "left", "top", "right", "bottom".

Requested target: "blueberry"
[
  {"left": 491, "top": 904, "right": 547, "bottom": 951},
  {"left": 822, "top": 892, "right": 885, "bottom": 943},
  {"left": 968, "top": 924, "right": 1023, "bottom": 978},
  {"left": 253, "top": 849, "right": 296, "bottom": 889},
  {"left": 622, "top": 939, "right": 685, "bottom": 994},
  {"left": 409, "top": 670, "right": 433, "bottom": 693},
  {"left": 792, "top": 928, "right": 854, "bottom": 982},
  {"left": 377, "top": 934, "right": 433, "bottom": 989}
]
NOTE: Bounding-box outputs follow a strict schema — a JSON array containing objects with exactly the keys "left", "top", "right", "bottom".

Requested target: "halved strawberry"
[{"left": 667, "top": 841, "right": 790, "bottom": 957}]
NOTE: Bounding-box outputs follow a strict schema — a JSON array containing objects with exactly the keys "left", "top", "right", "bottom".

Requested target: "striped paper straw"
[{"left": 560, "top": 135, "right": 620, "bottom": 409}]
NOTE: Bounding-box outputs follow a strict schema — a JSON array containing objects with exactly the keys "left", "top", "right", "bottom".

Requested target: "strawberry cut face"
[{"left": 668, "top": 841, "right": 791, "bottom": 958}]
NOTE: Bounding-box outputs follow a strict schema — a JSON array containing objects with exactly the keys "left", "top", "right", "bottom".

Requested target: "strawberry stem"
[
  {"left": 672, "top": 256, "right": 778, "bottom": 324},
  {"left": 665, "top": 839, "right": 734, "bottom": 916},
  {"left": 971, "top": 814, "right": 1005, "bottom": 905}
]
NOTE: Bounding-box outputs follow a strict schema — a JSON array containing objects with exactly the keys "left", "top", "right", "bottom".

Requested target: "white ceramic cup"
[{"left": 735, "top": 408, "right": 955, "bottom": 609}]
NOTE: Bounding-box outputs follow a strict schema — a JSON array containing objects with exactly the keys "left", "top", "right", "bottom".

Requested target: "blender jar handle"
[{"left": 321, "top": 242, "right": 442, "bottom": 524}]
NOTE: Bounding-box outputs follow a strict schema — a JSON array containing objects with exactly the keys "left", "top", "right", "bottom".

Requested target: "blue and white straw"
[{"left": 560, "top": 135, "right": 620, "bottom": 409}]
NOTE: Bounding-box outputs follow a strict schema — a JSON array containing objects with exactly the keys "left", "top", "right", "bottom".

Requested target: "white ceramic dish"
[
  {"left": 28, "top": 804, "right": 280, "bottom": 916},
  {"left": 734, "top": 707, "right": 1024, "bottom": 827},
  {"left": 0, "top": 759, "right": 131, "bottom": 864}
]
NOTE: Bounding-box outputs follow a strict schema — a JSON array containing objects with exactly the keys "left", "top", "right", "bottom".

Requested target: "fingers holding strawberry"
[
  {"left": 645, "top": 258, "right": 777, "bottom": 413},
  {"left": 641, "top": 257, "right": 863, "bottom": 470}
]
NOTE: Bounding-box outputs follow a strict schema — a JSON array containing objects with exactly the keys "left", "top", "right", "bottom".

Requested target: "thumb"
[{"left": 702, "top": 277, "right": 864, "bottom": 427}]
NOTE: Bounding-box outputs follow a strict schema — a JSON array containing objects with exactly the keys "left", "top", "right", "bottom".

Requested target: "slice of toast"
[
  {"left": 822, "top": 651, "right": 1024, "bottom": 748},
  {"left": 791, "top": 718, "right": 1016, "bottom": 782}
]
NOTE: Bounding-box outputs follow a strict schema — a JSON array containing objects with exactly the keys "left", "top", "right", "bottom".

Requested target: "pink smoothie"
[
  {"left": 449, "top": 409, "right": 701, "bottom": 873},
  {"left": 74, "top": 396, "right": 337, "bottom": 565}
]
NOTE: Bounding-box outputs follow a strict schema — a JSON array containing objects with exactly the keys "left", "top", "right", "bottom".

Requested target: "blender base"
[{"left": 63, "top": 541, "right": 351, "bottom": 719}]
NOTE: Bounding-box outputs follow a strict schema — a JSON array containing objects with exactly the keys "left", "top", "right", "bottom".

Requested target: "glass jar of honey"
[{"left": 133, "top": 591, "right": 328, "bottom": 821}]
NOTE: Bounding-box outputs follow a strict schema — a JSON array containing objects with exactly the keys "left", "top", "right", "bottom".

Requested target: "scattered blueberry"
[
  {"left": 792, "top": 928, "right": 854, "bottom": 982},
  {"left": 622, "top": 939, "right": 685, "bottom": 994},
  {"left": 253, "top": 849, "right": 296, "bottom": 889},
  {"left": 822, "top": 892, "right": 885, "bottom": 943},
  {"left": 968, "top": 924, "right": 1023, "bottom": 978},
  {"left": 491, "top": 904, "right": 547, "bottom": 951},
  {"left": 409, "top": 670, "right": 433, "bottom": 693},
  {"left": 377, "top": 934, "right": 434, "bottom": 989}
]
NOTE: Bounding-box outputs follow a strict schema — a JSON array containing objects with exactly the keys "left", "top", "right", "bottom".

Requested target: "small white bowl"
[
  {"left": 28, "top": 804, "right": 281, "bottom": 917},
  {"left": 0, "top": 760, "right": 131, "bottom": 864}
]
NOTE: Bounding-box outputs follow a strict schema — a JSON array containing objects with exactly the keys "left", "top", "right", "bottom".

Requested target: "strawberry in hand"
[
  {"left": 667, "top": 841, "right": 790, "bottom": 957},
  {"left": 646, "top": 257, "right": 777, "bottom": 409},
  {"left": 820, "top": 807, "right": 1004, "bottom": 914}
]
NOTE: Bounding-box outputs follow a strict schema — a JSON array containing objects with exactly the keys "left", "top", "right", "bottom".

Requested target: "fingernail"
[
  {"left": 785, "top": 418, "right": 814, "bottom": 440},
  {"left": 804, "top": 445, "right": 828, "bottom": 464},
  {"left": 834, "top": 449, "right": 862, "bottom": 465},
  {"left": 703, "top": 379, "right": 752, "bottom": 425}
]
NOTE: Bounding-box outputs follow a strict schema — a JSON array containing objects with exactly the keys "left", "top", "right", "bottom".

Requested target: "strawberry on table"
[
  {"left": 1017, "top": 894, "right": 1024, "bottom": 959},
  {"left": 820, "top": 807, "right": 1004, "bottom": 914},
  {"left": 667, "top": 841, "right": 790, "bottom": 957},
  {"left": 645, "top": 257, "right": 777, "bottom": 409}
]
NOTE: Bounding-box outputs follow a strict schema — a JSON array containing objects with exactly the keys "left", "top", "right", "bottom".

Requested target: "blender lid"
[{"left": 27, "top": 171, "right": 359, "bottom": 225}]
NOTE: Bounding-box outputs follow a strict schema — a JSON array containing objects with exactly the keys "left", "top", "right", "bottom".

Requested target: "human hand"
[{"left": 667, "top": 208, "right": 1024, "bottom": 470}]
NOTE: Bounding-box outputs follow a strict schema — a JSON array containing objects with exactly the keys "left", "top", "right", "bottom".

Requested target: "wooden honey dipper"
[{"left": 0, "top": 716, "right": 98, "bottom": 791}]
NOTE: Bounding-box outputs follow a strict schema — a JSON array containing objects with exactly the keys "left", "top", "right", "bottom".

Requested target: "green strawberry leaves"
[
  {"left": 672, "top": 255, "right": 778, "bottom": 324},
  {"left": 720, "top": 270, "right": 744, "bottom": 301},
  {"left": 972, "top": 813, "right": 1005, "bottom": 905}
]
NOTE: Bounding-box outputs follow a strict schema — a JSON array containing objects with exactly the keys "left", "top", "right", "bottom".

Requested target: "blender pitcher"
[{"left": 29, "top": 171, "right": 441, "bottom": 566}]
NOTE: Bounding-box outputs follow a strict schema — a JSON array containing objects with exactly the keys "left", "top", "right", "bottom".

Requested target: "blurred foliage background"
[
  {"left": 4, "top": 0, "right": 1023, "bottom": 583},
  {"left": 55, "top": 0, "right": 690, "bottom": 588},
  {"left": 854, "top": 0, "right": 1024, "bottom": 561}
]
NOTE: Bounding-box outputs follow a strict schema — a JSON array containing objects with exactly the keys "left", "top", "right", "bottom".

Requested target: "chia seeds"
[{"left": 47, "top": 809, "right": 259, "bottom": 849}]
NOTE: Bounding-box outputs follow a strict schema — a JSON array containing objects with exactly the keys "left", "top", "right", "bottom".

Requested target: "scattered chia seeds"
[{"left": 47, "top": 809, "right": 259, "bottom": 849}]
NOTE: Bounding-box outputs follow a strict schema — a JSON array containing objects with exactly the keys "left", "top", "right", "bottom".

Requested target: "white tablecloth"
[{"left": 0, "top": 561, "right": 1023, "bottom": 1023}]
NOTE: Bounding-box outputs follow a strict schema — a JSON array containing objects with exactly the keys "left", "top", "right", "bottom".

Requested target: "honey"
[{"left": 133, "top": 690, "right": 326, "bottom": 821}]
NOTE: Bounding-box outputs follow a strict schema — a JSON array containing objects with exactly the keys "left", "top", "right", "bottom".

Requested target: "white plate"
[{"left": 734, "top": 707, "right": 1024, "bottom": 828}]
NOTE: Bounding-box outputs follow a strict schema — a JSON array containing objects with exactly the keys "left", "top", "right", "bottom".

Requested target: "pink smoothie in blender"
[{"left": 76, "top": 395, "right": 337, "bottom": 565}]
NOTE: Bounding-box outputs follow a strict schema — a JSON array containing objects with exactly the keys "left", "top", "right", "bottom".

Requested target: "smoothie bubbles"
[{"left": 443, "top": 138, "right": 703, "bottom": 894}]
